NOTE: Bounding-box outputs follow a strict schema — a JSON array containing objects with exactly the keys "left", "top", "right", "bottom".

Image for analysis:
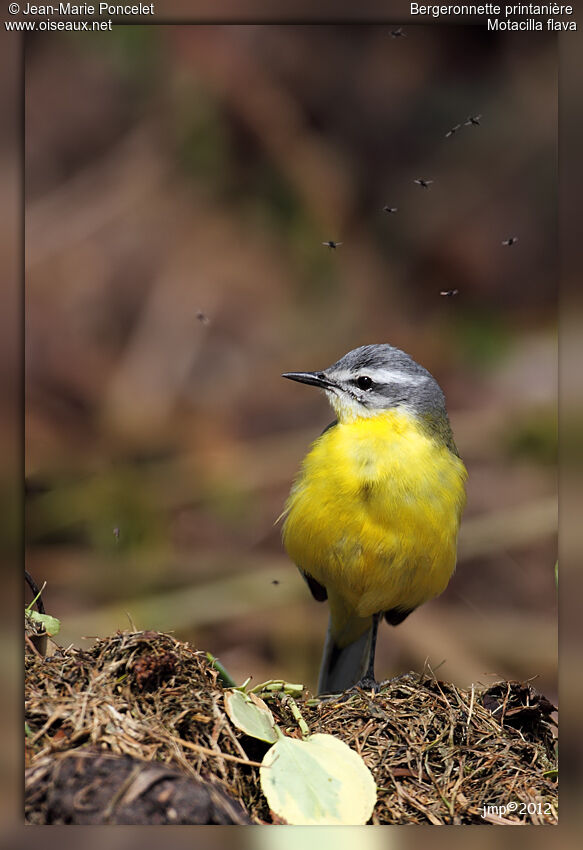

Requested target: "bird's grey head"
[{"left": 282, "top": 343, "right": 448, "bottom": 423}]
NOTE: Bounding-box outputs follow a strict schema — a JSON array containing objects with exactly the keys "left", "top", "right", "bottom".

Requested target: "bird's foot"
[
  {"left": 352, "top": 675, "right": 381, "bottom": 694},
  {"left": 319, "top": 676, "right": 381, "bottom": 703}
]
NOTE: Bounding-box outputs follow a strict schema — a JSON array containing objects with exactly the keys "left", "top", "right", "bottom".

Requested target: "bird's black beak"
[{"left": 282, "top": 371, "right": 335, "bottom": 390}]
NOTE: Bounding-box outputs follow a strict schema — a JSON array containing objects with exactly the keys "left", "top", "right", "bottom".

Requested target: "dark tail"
[{"left": 317, "top": 616, "right": 374, "bottom": 695}]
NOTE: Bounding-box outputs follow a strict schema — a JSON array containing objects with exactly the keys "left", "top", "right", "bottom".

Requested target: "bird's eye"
[{"left": 356, "top": 375, "right": 373, "bottom": 391}]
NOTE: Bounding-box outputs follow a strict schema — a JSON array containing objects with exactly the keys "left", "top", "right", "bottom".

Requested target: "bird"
[
  {"left": 281, "top": 344, "right": 467, "bottom": 695},
  {"left": 383, "top": 206, "right": 398, "bottom": 214},
  {"left": 323, "top": 241, "right": 343, "bottom": 250},
  {"left": 390, "top": 27, "right": 406, "bottom": 38},
  {"left": 465, "top": 115, "right": 482, "bottom": 126},
  {"left": 414, "top": 178, "right": 433, "bottom": 189},
  {"left": 440, "top": 289, "right": 459, "bottom": 296},
  {"left": 502, "top": 236, "right": 518, "bottom": 246}
]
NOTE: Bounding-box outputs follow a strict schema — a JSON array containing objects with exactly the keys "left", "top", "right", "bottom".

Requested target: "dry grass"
[{"left": 25, "top": 630, "right": 557, "bottom": 825}]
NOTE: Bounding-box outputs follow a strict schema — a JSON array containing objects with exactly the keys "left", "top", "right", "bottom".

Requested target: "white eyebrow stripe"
[{"left": 331, "top": 368, "right": 428, "bottom": 386}]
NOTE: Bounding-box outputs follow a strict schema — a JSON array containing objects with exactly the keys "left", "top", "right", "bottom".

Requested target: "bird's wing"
[
  {"left": 301, "top": 571, "right": 328, "bottom": 602},
  {"left": 320, "top": 419, "right": 338, "bottom": 436},
  {"left": 384, "top": 607, "right": 414, "bottom": 626}
]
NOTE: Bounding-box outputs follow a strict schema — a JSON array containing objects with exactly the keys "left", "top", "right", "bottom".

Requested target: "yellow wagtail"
[{"left": 281, "top": 344, "right": 467, "bottom": 694}]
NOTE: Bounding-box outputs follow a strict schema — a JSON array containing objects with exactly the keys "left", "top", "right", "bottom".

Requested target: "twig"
[
  {"left": 175, "top": 736, "right": 262, "bottom": 767},
  {"left": 282, "top": 695, "right": 310, "bottom": 738}
]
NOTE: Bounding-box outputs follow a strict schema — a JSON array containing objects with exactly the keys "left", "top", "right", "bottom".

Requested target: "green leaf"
[
  {"left": 224, "top": 689, "right": 279, "bottom": 744},
  {"left": 28, "top": 610, "right": 61, "bottom": 636},
  {"left": 259, "top": 732, "right": 377, "bottom": 825}
]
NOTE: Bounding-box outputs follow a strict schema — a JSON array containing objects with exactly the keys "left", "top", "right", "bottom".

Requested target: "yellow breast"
[{"left": 282, "top": 410, "right": 467, "bottom": 622}]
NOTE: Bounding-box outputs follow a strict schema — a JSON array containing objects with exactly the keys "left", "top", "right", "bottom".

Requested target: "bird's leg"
[
  {"left": 353, "top": 612, "right": 381, "bottom": 693},
  {"left": 321, "top": 613, "right": 381, "bottom": 702}
]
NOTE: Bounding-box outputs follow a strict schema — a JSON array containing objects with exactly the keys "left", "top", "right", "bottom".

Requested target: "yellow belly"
[{"left": 282, "top": 411, "right": 467, "bottom": 639}]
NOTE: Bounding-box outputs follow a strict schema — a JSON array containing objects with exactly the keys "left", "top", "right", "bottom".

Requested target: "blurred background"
[{"left": 24, "top": 25, "right": 557, "bottom": 703}]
